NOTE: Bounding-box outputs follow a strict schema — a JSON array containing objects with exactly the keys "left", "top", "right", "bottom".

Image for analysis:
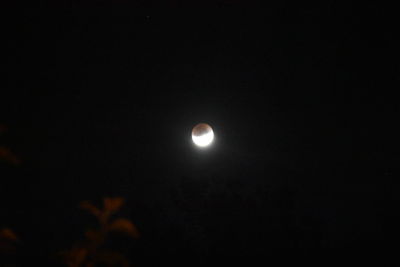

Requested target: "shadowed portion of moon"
[
  {"left": 192, "top": 123, "right": 212, "bottom": 137},
  {"left": 192, "top": 123, "right": 214, "bottom": 147}
]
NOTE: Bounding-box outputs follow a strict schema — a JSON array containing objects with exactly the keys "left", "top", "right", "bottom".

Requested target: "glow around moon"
[{"left": 192, "top": 123, "right": 214, "bottom": 147}]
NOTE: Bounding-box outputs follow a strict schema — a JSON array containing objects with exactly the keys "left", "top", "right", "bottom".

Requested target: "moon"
[{"left": 192, "top": 123, "right": 214, "bottom": 147}]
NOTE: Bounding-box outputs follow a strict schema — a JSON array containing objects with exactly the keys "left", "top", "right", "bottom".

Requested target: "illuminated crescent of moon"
[{"left": 192, "top": 125, "right": 214, "bottom": 147}]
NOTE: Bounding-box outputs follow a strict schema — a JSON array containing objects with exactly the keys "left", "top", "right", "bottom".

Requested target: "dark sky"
[{"left": 1, "top": 3, "right": 399, "bottom": 266}]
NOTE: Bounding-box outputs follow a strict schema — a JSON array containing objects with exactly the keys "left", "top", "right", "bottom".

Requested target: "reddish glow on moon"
[{"left": 192, "top": 123, "right": 214, "bottom": 147}]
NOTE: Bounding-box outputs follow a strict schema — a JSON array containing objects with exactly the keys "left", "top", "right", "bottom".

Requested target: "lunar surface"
[{"left": 192, "top": 123, "right": 214, "bottom": 147}]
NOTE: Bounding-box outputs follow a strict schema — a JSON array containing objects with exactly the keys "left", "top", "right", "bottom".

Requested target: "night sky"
[{"left": 1, "top": 3, "right": 399, "bottom": 266}]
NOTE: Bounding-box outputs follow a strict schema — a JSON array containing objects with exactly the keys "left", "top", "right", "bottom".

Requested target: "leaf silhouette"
[
  {"left": 0, "top": 147, "right": 20, "bottom": 165},
  {"left": 61, "top": 197, "right": 135, "bottom": 266},
  {"left": 0, "top": 228, "right": 18, "bottom": 254},
  {"left": 62, "top": 246, "right": 87, "bottom": 267},
  {"left": 72, "top": 247, "right": 87, "bottom": 264},
  {"left": 0, "top": 228, "right": 18, "bottom": 242},
  {"left": 103, "top": 197, "right": 124, "bottom": 214},
  {"left": 79, "top": 201, "right": 101, "bottom": 218},
  {"left": 108, "top": 218, "right": 140, "bottom": 238}
]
